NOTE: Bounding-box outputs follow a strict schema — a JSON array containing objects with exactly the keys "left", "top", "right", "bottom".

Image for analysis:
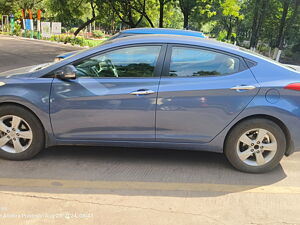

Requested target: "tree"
[
  {"left": 0, "top": 0, "right": 45, "bottom": 17},
  {"left": 158, "top": 2, "right": 183, "bottom": 28},
  {"left": 219, "top": 0, "right": 244, "bottom": 41},
  {"left": 275, "top": 0, "right": 291, "bottom": 50},
  {"left": 17, "top": 0, "right": 44, "bottom": 11},
  {"left": 178, "top": 0, "right": 198, "bottom": 28},
  {"left": 46, "top": 0, "right": 89, "bottom": 28},
  {"left": 107, "top": 0, "right": 153, "bottom": 28},
  {"left": 188, "top": 0, "right": 216, "bottom": 31},
  {"left": 285, "top": 0, "right": 300, "bottom": 44},
  {"left": 158, "top": 0, "right": 172, "bottom": 27},
  {"left": 1, "top": 0, "right": 299, "bottom": 65},
  {"left": 74, "top": 0, "right": 97, "bottom": 36},
  {"left": 130, "top": 0, "right": 155, "bottom": 27},
  {"left": 94, "top": 0, "right": 120, "bottom": 33},
  {"left": 273, "top": 0, "right": 298, "bottom": 60},
  {"left": 0, "top": 0, "right": 16, "bottom": 15}
]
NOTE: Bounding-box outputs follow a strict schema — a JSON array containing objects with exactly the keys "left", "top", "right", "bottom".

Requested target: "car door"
[
  {"left": 50, "top": 44, "right": 165, "bottom": 141},
  {"left": 156, "top": 45, "right": 259, "bottom": 143}
]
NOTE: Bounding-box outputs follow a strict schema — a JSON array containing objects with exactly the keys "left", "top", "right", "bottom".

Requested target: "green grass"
[
  {"left": 82, "top": 39, "right": 105, "bottom": 47},
  {"left": 0, "top": 31, "right": 106, "bottom": 48}
]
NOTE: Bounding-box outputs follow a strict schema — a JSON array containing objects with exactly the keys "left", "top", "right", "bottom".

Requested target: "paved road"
[
  {"left": 0, "top": 36, "right": 300, "bottom": 225},
  {"left": 0, "top": 35, "right": 82, "bottom": 72}
]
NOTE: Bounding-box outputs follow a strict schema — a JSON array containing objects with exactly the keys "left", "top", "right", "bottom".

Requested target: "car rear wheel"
[
  {"left": 0, "top": 105, "right": 44, "bottom": 160},
  {"left": 225, "top": 118, "right": 286, "bottom": 173}
]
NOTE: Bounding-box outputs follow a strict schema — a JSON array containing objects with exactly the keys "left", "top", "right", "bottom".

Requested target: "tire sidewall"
[
  {"left": 225, "top": 118, "right": 286, "bottom": 173},
  {"left": 0, "top": 105, "right": 44, "bottom": 160}
]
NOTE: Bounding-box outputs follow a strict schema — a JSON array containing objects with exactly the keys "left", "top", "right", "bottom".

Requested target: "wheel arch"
[
  {"left": 224, "top": 114, "right": 293, "bottom": 156},
  {"left": 0, "top": 101, "right": 52, "bottom": 147}
]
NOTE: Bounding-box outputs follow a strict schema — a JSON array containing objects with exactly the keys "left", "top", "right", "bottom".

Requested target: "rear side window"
[{"left": 168, "top": 47, "right": 240, "bottom": 77}]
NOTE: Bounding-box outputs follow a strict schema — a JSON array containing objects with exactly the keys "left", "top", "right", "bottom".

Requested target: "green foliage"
[
  {"left": 44, "top": 0, "right": 89, "bottom": 29},
  {"left": 217, "top": 30, "right": 227, "bottom": 41},
  {"left": 48, "top": 34, "right": 103, "bottom": 47},
  {"left": 188, "top": 0, "right": 216, "bottom": 30},
  {"left": 0, "top": 0, "right": 299, "bottom": 63},
  {"left": 11, "top": 23, "right": 21, "bottom": 36},
  {"left": 61, "top": 27, "right": 68, "bottom": 33},
  {"left": 221, "top": 0, "right": 244, "bottom": 19},
  {"left": 49, "top": 35, "right": 83, "bottom": 46},
  {"left": 70, "top": 36, "right": 84, "bottom": 46},
  {"left": 0, "top": 31, "right": 10, "bottom": 35},
  {"left": 92, "top": 30, "right": 104, "bottom": 38},
  {"left": 293, "top": 43, "right": 300, "bottom": 53},
  {"left": 69, "top": 27, "right": 78, "bottom": 34},
  {"left": 83, "top": 39, "right": 104, "bottom": 47}
]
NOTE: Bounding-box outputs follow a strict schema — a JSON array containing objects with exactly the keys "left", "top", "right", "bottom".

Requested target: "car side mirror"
[{"left": 55, "top": 65, "right": 77, "bottom": 80}]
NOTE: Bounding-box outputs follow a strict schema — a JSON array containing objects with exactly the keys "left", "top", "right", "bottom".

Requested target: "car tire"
[
  {"left": 224, "top": 118, "right": 286, "bottom": 173},
  {"left": 0, "top": 105, "right": 44, "bottom": 160}
]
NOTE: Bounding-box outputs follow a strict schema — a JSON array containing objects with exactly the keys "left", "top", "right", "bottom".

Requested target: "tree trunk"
[
  {"left": 159, "top": 1, "right": 164, "bottom": 28},
  {"left": 274, "top": 0, "right": 290, "bottom": 61},
  {"left": 226, "top": 25, "right": 233, "bottom": 40},
  {"left": 285, "top": 0, "right": 299, "bottom": 38},
  {"left": 226, "top": 17, "right": 233, "bottom": 40},
  {"left": 249, "top": 0, "right": 261, "bottom": 49},
  {"left": 183, "top": 12, "right": 189, "bottom": 29},
  {"left": 276, "top": 0, "right": 290, "bottom": 50},
  {"left": 74, "top": 0, "right": 96, "bottom": 37},
  {"left": 74, "top": 17, "right": 96, "bottom": 36},
  {"left": 254, "top": 0, "right": 268, "bottom": 47},
  {"left": 131, "top": 0, "right": 154, "bottom": 28},
  {"left": 108, "top": 0, "right": 144, "bottom": 28}
]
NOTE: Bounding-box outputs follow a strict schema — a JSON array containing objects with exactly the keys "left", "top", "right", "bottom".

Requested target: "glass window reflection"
[
  {"left": 74, "top": 46, "right": 161, "bottom": 78},
  {"left": 169, "top": 47, "right": 240, "bottom": 77}
]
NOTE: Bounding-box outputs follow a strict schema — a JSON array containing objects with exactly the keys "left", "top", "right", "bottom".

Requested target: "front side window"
[
  {"left": 74, "top": 46, "right": 161, "bottom": 78},
  {"left": 169, "top": 47, "right": 240, "bottom": 77}
]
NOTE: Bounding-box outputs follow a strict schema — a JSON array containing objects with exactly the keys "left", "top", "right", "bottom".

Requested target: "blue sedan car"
[
  {"left": 0, "top": 35, "right": 299, "bottom": 173},
  {"left": 54, "top": 28, "right": 206, "bottom": 61}
]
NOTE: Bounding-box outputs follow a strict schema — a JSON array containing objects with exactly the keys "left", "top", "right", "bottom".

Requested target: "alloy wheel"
[
  {"left": 236, "top": 128, "right": 277, "bottom": 166},
  {"left": 0, "top": 115, "right": 33, "bottom": 153}
]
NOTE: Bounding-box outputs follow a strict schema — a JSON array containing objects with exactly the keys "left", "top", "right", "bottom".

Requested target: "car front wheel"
[
  {"left": 225, "top": 118, "right": 286, "bottom": 173},
  {"left": 0, "top": 105, "right": 44, "bottom": 160}
]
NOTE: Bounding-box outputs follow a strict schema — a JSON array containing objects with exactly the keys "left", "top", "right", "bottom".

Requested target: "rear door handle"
[
  {"left": 230, "top": 85, "right": 256, "bottom": 91},
  {"left": 130, "top": 89, "right": 155, "bottom": 95}
]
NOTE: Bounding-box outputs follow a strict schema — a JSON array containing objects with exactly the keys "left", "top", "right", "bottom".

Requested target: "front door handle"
[
  {"left": 130, "top": 89, "right": 155, "bottom": 95},
  {"left": 230, "top": 85, "right": 256, "bottom": 91}
]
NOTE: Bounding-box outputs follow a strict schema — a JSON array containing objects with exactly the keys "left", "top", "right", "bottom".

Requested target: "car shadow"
[{"left": 0, "top": 146, "right": 287, "bottom": 197}]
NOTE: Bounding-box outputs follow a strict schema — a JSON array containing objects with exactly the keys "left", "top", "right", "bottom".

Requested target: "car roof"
[
  {"left": 57, "top": 34, "right": 238, "bottom": 60},
  {"left": 96, "top": 34, "right": 271, "bottom": 63},
  {"left": 122, "top": 28, "right": 206, "bottom": 38},
  {"left": 46, "top": 34, "right": 298, "bottom": 78},
  {"left": 104, "top": 34, "right": 238, "bottom": 52}
]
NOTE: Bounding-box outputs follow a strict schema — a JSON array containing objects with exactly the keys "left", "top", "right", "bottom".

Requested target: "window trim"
[
  {"left": 46, "top": 43, "right": 167, "bottom": 79},
  {"left": 161, "top": 44, "right": 248, "bottom": 78}
]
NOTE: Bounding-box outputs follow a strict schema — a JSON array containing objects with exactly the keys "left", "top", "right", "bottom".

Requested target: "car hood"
[{"left": 0, "top": 63, "right": 54, "bottom": 78}]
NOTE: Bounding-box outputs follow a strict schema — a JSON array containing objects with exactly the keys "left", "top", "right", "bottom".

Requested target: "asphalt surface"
[
  {"left": 0, "top": 35, "right": 82, "bottom": 72},
  {"left": 0, "top": 35, "right": 300, "bottom": 225}
]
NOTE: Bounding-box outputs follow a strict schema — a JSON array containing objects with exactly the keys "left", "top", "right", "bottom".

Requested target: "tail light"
[{"left": 284, "top": 83, "right": 300, "bottom": 91}]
